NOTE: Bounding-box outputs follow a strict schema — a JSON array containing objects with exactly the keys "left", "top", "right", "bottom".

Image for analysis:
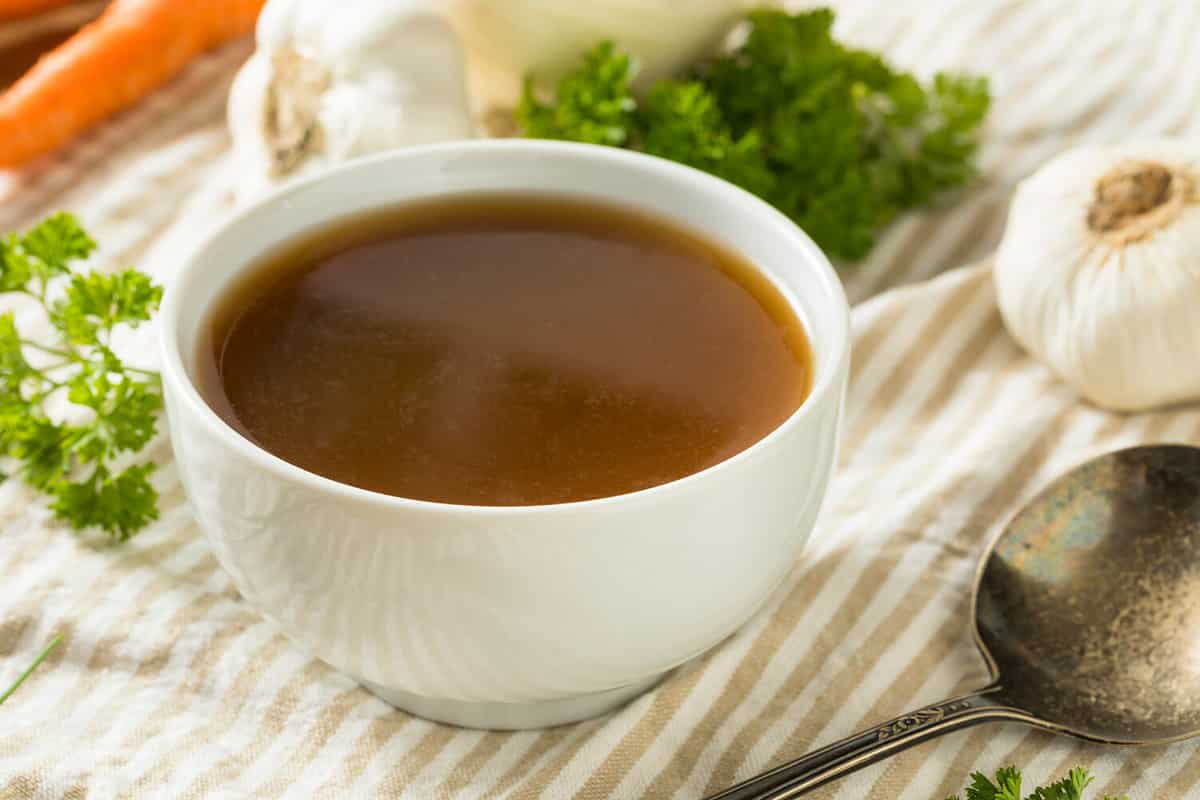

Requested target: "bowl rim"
[{"left": 159, "top": 139, "right": 850, "bottom": 516}]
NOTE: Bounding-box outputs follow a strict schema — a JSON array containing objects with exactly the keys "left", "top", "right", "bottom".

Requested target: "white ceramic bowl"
[{"left": 160, "top": 141, "right": 850, "bottom": 730}]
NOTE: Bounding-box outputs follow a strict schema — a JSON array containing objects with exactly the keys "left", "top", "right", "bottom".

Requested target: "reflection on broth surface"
[{"left": 200, "top": 195, "right": 812, "bottom": 505}]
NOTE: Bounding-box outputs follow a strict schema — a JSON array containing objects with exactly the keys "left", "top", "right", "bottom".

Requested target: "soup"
[{"left": 198, "top": 195, "right": 813, "bottom": 505}]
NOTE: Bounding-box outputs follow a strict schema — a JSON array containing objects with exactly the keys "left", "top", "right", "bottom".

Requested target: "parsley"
[
  {"left": 517, "top": 8, "right": 990, "bottom": 261},
  {"left": 518, "top": 41, "right": 639, "bottom": 147},
  {"left": 0, "top": 213, "right": 163, "bottom": 541},
  {"left": 947, "top": 766, "right": 1127, "bottom": 800}
]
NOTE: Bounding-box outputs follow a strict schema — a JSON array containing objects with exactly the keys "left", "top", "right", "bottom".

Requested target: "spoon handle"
[{"left": 703, "top": 687, "right": 1018, "bottom": 800}]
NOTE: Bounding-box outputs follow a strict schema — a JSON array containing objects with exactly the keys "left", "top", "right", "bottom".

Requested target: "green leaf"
[
  {"left": 66, "top": 371, "right": 162, "bottom": 461},
  {"left": 1024, "top": 766, "right": 1098, "bottom": 800},
  {"left": 515, "top": 7, "right": 991, "bottom": 262},
  {"left": 10, "top": 416, "right": 71, "bottom": 490},
  {"left": 993, "top": 766, "right": 1023, "bottom": 800},
  {"left": 0, "top": 397, "right": 34, "bottom": 457},
  {"left": 638, "top": 81, "right": 776, "bottom": 200},
  {"left": 950, "top": 766, "right": 1021, "bottom": 800},
  {"left": 712, "top": 10, "right": 990, "bottom": 259},
  {"left": 54, "top": 269, "right": 162, "bottom": 344},
  {"left": 0, "top": 213, "right": 163, "bottom": 541},
  {"left": 20, "top": 212, "right": 96, "bottom": 279},
  {"left": 50, "top": 463, "right": 159, "bottom": 542},
  {"left": 0, "top": 312, "right": 33, "bottom": 394},
  {"left": 517, "top": 41, "right": 639, "bottom": 146},
  {"left": 948, "top": 767, "right": 1126, "bottom": 800},
  {"left": 0, "top": 233, "right": 34, "bottom": 292},
  {"left": 859, "top": 72, "right": 991, "bottom": 207}
]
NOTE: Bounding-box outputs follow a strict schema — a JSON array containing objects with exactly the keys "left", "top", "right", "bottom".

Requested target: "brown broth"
[{"left": 198, "top": 194, "right": 812, "bottom": 505}]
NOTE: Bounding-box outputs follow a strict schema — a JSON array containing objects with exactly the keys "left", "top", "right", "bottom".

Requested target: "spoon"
[{"left": 706, "top": 444, "right": 1200, "bottom": 800}]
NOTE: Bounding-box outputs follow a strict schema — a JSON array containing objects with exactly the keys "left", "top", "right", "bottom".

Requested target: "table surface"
[{"left": 2, "top": 1, "right": 1200, "bottom": 797}]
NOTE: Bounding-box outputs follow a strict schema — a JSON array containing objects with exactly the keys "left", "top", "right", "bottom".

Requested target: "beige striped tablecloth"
[{"left": 3, "top": 1, "right": 1200, "bottom": 797}]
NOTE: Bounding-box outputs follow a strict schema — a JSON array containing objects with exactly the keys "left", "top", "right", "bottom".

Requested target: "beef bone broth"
[{"left": 198, "top": 195, "right": 813, "bottom": 505}]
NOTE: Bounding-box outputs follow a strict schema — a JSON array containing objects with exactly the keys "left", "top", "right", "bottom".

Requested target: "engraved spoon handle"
[{"left": 703, "top": 687, "right": 1019, "bottom": 800}]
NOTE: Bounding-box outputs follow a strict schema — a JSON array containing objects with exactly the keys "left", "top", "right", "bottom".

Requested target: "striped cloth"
[{"left": 2, "top": 0, "right": 1200, "bottom": 796}]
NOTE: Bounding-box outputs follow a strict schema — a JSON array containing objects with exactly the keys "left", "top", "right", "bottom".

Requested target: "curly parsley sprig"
[
  {"left": 947, "top": 766, "right": 1127, "bottom": 800},
  {"left": 0, "top": 212, "right": 162, "bottom": 541},
  {"left": 518, "top": 8, "right": 991, "bottom": 261}
]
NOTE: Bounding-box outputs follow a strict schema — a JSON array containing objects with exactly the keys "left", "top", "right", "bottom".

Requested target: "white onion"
[{"left": 445, "top": 0, "right": 746, "bottom": 109}]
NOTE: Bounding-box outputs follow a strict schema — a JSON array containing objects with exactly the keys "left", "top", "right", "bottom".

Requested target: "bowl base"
[{"left": 358, "top": 671, "right": 667, "bottom": 730}]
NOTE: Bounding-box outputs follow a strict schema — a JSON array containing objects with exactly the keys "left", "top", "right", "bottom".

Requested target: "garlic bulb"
[
  {"left": 994, "top": 141, "right": 1200, "bottom": 411},
  {"left": 228, "top": 0, "right": 476, "bottom": 203},
  {"left": 446, "top": 0, "right": 745, "bottom": 110}
]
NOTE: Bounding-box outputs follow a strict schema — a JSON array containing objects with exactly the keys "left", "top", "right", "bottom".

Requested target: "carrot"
[
  {"left": 0, "top": 0, "right": 267, "bottom": 168},
  {"left": 0, "top": 0, "right": 80, "bottom": 21}
]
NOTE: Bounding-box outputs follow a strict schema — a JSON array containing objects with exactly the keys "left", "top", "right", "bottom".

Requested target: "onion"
[{"left": 446, "top": 0, "right": 746, "bottom": 109}]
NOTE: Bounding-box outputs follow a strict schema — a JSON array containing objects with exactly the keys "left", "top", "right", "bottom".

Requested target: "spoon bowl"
[
  {"left": 977, "top": 444, "right": 1200, "bottom": 743},
  {"left": 708, "top": 444, "right": 1200, "bottom": 799}
]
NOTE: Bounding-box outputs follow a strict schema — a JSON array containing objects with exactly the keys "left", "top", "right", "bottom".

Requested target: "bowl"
[{"left": 159, "top": 140, "right": 850, "bottom": 730}]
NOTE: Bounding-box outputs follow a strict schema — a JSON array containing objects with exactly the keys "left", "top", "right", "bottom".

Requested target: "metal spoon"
[{"left": 706, "top": 444, "right": 1200, "bottom": 800}]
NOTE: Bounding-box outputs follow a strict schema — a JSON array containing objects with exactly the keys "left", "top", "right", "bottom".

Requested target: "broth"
[{"left": 198, "top": 195, "right": 813, "bottom": 505}]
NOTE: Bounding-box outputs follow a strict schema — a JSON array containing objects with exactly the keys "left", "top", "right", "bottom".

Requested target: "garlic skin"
[
  {"left": 228, "top": 0, "right": 476, "bottom": 203},
  {"left": 994, "top": 141, "right": 1200, "bottom": 411}
]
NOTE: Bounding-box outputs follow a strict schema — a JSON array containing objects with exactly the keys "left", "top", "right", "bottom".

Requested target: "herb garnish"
[
  {"left": 947, "top": 766, "right": 1127, "bottom": 800},
  {"left": 0, "top": 213, "right": 162, "bottom": 540},
  {"left": 518, "top": 8, "right": 991, "bottom": 261}
]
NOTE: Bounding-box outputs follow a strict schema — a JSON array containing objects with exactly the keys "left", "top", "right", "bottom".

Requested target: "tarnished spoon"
[{"left": 706, "top": 444, "right": 1200, "bottom": 800}]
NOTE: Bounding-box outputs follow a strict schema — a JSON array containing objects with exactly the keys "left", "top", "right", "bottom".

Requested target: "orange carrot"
[
  {"left": 0, "top": 0, "right": 80, "bottom": 21},
  {"left": 0, "top": 0, "right": 266, "bottom": 168}
]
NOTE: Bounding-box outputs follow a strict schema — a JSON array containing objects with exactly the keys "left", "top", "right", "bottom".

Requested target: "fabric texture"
[{"left": 2, "top": 0, "right": 1200, "bottom": 797}]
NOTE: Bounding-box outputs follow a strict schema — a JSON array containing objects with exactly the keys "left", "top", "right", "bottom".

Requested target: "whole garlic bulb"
[
  {"left": 994, "top": 141, "right": 1200, "bottom": 411},
  {"left": 228, "top": 0, "right": 476, "bottom": 203}
]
